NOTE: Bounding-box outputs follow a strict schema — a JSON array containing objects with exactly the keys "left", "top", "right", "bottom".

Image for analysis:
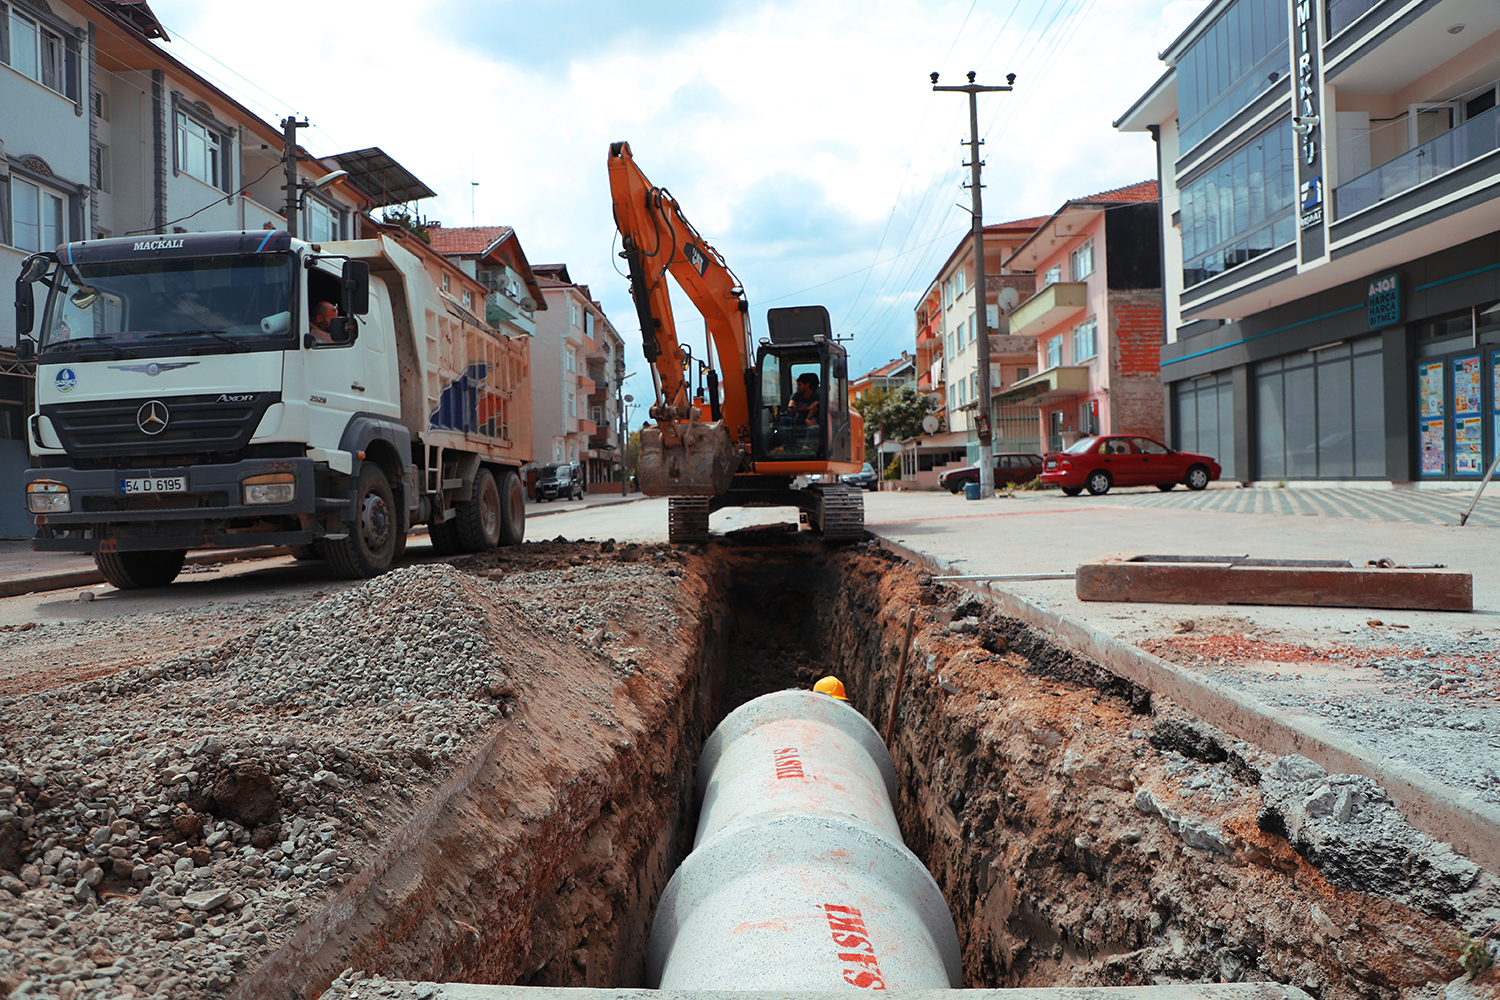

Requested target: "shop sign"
[
  {"left": 1366, "top": 273, "right": 1402, "bottom": 328},
  {"left": 1299, "top": 176, "right": 1323, "bottom": 229}
]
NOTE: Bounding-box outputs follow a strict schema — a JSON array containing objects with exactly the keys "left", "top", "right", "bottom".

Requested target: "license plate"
[
  {"left": 1045, "top": 460, "right": 1057, "bottom": 469},
  {"left": 120, "top": 476, "right": 187, "bottom": 494}
]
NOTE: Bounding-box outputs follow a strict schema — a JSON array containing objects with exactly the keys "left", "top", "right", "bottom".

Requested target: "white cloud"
[{"left": 144, "top": 0, "right": 1205, "bottom": 382}]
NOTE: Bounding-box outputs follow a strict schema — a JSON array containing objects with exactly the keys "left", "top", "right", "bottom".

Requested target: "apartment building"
[
  {"left": 1117, "top": 0, "right": 1500, "bottom": 483},
  {"left": 0, "top": 0, "right": 414, "bottom": 535},
  {"left": 999, "top": 181, "right": 1164, "bottom": 452},
  {"left": 907, "top": 218, "right": 1042, "bottom": 486},
  {"left": 529, "top": 264, "right": 628, "bottom": 491}
]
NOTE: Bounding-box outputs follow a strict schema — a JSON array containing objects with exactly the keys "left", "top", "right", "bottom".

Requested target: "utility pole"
[
  {"left": 932, "top": 71, "right": 1014, "bottom": 498},
  {"left": 281, "top": 116, "right": 308, "bottom": 238}
]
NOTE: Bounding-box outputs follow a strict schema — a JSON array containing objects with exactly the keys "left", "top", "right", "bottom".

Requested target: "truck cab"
[{"left": 14, "top": 229, "right": 530, "bottom": 587}]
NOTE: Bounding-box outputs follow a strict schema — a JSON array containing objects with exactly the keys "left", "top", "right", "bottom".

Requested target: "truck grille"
[
  {"left": 41, "top": 393, "right": 281, "bottom": 464},
  {"left": 81, "top": 492, "right": 231, "bottom": 512}
]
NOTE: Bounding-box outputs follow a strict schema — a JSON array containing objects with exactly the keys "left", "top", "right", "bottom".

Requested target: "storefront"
[{"left": 1160, "top": 231, "right": 1500, "bottom": 484}]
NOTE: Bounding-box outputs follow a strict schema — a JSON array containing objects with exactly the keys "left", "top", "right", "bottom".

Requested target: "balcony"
[
  {"left": 1010, "top": 282, "right": 1087, "bottom": 337},
  {"left": 1336, "top": 105, "right": 1500, "bottom": 218}
]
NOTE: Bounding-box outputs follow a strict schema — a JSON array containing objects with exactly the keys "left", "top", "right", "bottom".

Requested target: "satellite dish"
[
  {"left": 922, "top": 415, "right": 940, "bottom": 434},
  {"left": 998, "top": 287, "right": 1020, "bottom": 312}
]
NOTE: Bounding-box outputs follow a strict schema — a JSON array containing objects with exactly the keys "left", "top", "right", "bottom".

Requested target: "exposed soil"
[{"left": 2, "top": 534, "right": 1498, "bottom": 999}]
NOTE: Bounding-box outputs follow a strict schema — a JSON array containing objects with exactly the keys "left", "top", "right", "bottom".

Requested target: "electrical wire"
[{"left": 125, "top": 155, "right": 287, "bottom": 236}]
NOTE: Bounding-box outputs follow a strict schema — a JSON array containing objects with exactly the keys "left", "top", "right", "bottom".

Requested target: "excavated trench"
[{"left": 252, "top": 534, "right": 1486, "bottom": 1000}]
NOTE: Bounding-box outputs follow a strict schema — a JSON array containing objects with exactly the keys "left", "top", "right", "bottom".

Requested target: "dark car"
[
  {"left": 937, "top": 453, "right": 1044, "bottom": 493},
  {"left": 839, "top": 462, "right": 879, "bottom": 491},
  {"left": 534, "top": 461, "right": 584, "bottom": 501},
  {"left": 1040, "top": 435, "right": 1220, "bottom": 496}
]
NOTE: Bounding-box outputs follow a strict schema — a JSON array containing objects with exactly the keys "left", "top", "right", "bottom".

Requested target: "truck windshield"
[{"left": 39, "top": 254, "right": 296, "bottom": 356}]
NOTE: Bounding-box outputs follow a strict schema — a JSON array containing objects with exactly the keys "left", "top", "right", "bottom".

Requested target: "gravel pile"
[{"left": 0, "top": 552, "right": 681, "bottom": 1000}]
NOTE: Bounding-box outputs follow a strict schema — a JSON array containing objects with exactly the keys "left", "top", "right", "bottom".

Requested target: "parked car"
[
  {"left": 840, "top": 462, "right": 879, "bottom": 491},
  {"left": 1040, "top": 435, "right": 1220, "bottom": 496},
  {"left": 535, "top": 461, "right": 585, "bottom": 501},
  {"left": 937, "top": 453, "right": 1045, "bottom": 493}
]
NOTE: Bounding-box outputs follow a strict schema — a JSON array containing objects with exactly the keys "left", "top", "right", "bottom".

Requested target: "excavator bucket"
[{"left": 638, "top": 420, "right": 739, "bottom": 497}]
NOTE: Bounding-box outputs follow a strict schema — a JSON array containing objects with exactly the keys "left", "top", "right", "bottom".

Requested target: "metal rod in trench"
[{"left": 883, "top": 606, "right": 918, "bottom": 748}]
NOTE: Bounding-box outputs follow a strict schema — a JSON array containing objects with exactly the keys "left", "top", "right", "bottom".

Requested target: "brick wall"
[
  {"left": 1107, "top": 291, "right": 1165, "bottom": 439},
  {"left": 1110, "top": 292, "right": 1163, "bottom": 378}
]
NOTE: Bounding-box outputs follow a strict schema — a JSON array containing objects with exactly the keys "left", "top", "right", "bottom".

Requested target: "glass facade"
[
  {"left": 1255, "top": 338, "right": 1384, "bottom": 479},
  {"left": 1177, "top": 0, "right": 1290, "bottom": 151},
  {"left": 1181, "top": 118, "right": 1297, "bottom": 289},
  {"left": 1326, "top": 0, "right": 1380, "bottom": 37},
  {"left": 1173, "top": 372, "right": 1236, "bottom": 480}
]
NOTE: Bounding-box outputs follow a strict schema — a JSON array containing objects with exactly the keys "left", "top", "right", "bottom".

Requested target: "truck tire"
[
  {"left": 498, "top": 470, "right": 525, "bottom": 546},
  {"left": 95, "top": 549, "right": 186, "bottom": 589},
  {"left": 456, "top": 467, "right": 502, "bottom": 552},
  {"left": 428, "top": 517, "right": 462, "bottom": 556},
  {"left": 325, "top": 464, "right": 400, "bottom": 579}
]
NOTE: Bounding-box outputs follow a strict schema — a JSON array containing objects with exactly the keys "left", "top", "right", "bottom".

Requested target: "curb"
[
  {"left": 0, "top": 546, "right": 288, "bottom": 599},
  {"left": 871, "top": 535, "right": 1500, "bottom": 876}
]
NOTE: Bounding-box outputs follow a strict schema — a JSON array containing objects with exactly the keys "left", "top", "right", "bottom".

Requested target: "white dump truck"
[{"left": 14, "top": 228, "right": 532, "bottom": 588}]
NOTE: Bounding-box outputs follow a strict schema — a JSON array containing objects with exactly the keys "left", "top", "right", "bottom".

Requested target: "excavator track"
[
  {"left": 668, "top": 496, "right": 712, "bottom": 544},
  {"left": 814, "top": 484, "right": 865, "bottom": 540}
]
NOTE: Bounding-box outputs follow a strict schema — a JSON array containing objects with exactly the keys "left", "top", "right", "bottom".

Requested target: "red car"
[{"left": 1041, "top": 435, "right": 1220, "bottom": 496}]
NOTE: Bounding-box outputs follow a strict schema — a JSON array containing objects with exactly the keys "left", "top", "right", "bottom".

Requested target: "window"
[
  {"left": 1043, "top": 264, "right": 1062, "bottom": 288},
  {"left": 1176, "top": 0, "right": 1289, "bottom": 152},
  {"left": 584, "top": 310, "right": 594, "bottom": 336},
  {"left": 175, "top": 109, "right": 229, "bottom": 190},
  {"left": 569, "top": 301, "right": 580, "bottom": 327},
  {"left": 1046, "top": 336, "right": 1062, "bottom": 369},
  {"left": 91, "top": 89, "right": 109, "bottom": 120},
  {"left": 565, "top": 347, "right": 576, "bottom": 373},
  {"left": 441, "top": 273, "right": 450, "bottom": 293},
  {"left": 1181, "top": 118, "right": 1296, "bottom": 289},
  {"left": 461, "top": 290, "right": 472, "bottom": 310},
  {"left": 567, "top": 391, "right": 577, "bottom": 418},
  {"left": 1070, "top": 240, "right": 1094, "bottom": 281},
  {"left": 302, "top": 196, "right": 342, "bottom": 243},
  {"left": 955, "top": 269, "right": 965, "bottom": 296},
  {"left": 1017, "top": 367, "right": 1030, "bottom": 380},
  {"left": 967, "top": 315, "right": 976, "bottom": 345},
  {"left": 9, "top": 176, "right": 66, "bottom": 252},
  {"left": 1072, "top": 317, "right": 1098, "bottom": 362},
  {"left": 90, "top": 143, "right": 110, "bottom": 193},
  {"left": 3, "top": 6, "right": 79, "bottom": 100}
]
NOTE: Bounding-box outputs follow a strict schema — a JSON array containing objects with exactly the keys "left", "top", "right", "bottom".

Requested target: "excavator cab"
[{"left": 751, "top": 306, "right": 855, "bottom": 468}]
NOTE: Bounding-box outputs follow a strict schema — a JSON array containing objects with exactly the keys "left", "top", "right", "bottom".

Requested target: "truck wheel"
[
  {"left": 95, "top": 549, "right": 186, "bottom": 589},
  {"left": 326, "top": 464, "right": 399, "bottom": 578},
  {"left": 456, "top": 467, "right": 502, "bottom": 552},
  {"left": 498, "top": 470, "right": 525, "bottom": 546},
  {"left": 428, "top": 517, "right": 462, "bottom": 555}
]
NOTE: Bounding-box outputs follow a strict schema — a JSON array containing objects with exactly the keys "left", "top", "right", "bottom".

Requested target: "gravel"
[{"left": 0, "top": 554, "right": 681, "bottom": 1000}]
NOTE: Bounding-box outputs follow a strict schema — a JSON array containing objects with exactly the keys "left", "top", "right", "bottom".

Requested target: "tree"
[{"left": 852, "top": 385, "right": 934, "bottom": 458}]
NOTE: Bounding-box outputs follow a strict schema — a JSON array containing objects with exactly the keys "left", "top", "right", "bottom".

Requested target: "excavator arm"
[{"left": 608, "top": 141, "right": 749, "bottom": 496}]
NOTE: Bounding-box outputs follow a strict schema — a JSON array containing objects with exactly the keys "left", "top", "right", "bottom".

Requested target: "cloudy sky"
[{"left": 144, "top": 0, "right": 1206, "bottom": 395}]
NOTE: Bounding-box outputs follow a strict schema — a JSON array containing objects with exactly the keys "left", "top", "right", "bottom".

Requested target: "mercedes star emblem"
[{"left": 136, "top": 400, "right": 170, "bottom": 435}]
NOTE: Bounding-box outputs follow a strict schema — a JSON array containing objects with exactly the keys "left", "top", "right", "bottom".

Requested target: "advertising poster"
[
  {"left": 1493, "top": 350, "right": 1500, "bottom": 474},
  {"left": 1453, "top": 355, "right": 1482, "bottom": 476},
  {"left": 1417, "top": 361, "right": 1445, "bottom": 475}
]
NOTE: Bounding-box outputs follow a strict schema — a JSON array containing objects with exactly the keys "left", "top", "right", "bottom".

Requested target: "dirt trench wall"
[
  {"left": 234, "top": 549, "right": 730, "bottom": 998},
  {"left": 811, "top": 545, "right": 1475, "bottom": 1000}
]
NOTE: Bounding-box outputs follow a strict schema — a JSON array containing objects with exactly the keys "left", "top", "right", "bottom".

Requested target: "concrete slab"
[{"left": 1075, "top": 553, "right": 1473, "bottom": 611}]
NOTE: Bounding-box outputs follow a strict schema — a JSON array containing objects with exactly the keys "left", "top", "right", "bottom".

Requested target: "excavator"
[{"left": 607, "top": 141, "right": 866, "bottom": 543}]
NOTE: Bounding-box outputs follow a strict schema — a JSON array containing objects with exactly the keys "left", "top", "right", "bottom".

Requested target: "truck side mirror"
[
  {"left": 15, "top": 277, "right": 34, "bottom": 336},
  {"left": 341, "top": 260, "right": 370, "bottom": 316}
]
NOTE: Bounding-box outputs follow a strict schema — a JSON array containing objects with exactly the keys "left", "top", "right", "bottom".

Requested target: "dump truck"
[{"left": 14, "top": 228, "right": 532, "bottom": 588}]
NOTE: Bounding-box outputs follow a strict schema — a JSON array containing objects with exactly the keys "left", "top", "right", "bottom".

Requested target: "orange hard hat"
[{"left": 813, "top": 676, "right": 848, "bottom": 701}]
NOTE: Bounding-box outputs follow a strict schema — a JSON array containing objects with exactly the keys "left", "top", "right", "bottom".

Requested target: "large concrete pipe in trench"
[{"left": 646, "top": 689, "right": 962, "bottom": 990}]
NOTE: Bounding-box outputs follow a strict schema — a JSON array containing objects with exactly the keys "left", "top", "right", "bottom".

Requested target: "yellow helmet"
[{"left": 813, "top": 676, "right": 849, "bottom": 701}]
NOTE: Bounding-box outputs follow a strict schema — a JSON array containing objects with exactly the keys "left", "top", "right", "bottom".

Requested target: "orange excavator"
[{"left": 608, "top": 141, "right": 865, "bottom": 543}]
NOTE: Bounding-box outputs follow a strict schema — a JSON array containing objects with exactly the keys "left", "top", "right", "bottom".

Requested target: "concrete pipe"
[{"left": 647, "top": 690, "right": 961, "bottom": 990}]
